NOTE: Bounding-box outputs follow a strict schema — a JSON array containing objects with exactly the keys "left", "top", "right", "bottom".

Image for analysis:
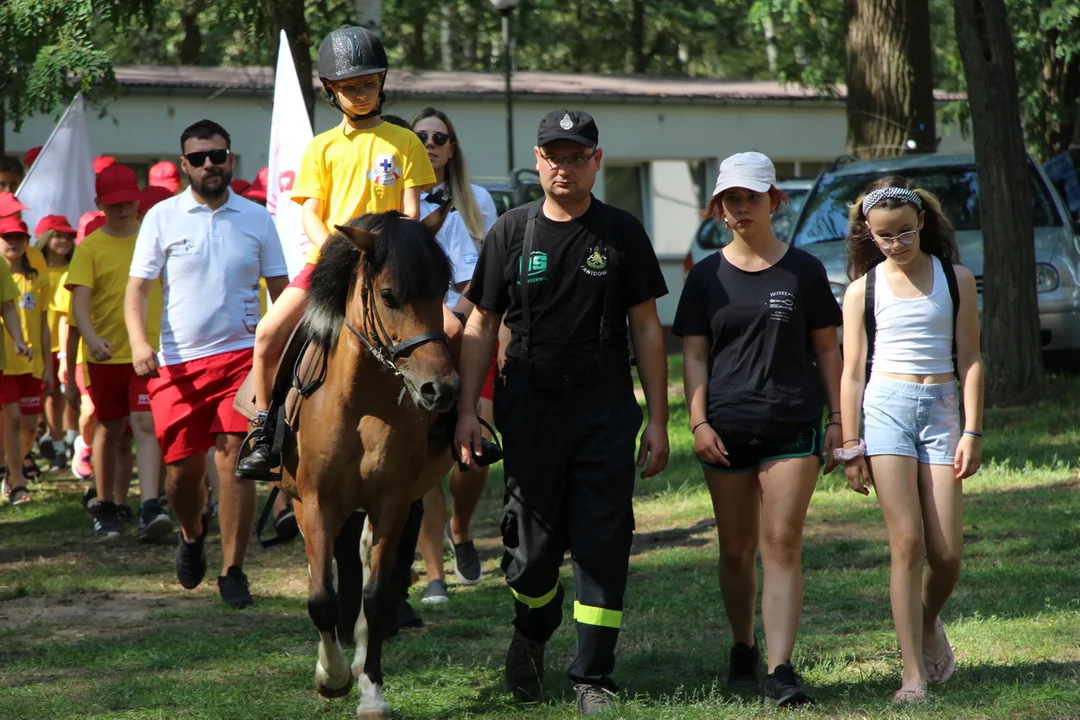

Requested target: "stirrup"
[{"left": 236, "top": 412, "right": 282, "bottom": 482}]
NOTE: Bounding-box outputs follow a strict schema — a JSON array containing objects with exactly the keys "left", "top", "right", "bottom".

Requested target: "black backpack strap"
[
  {"left": 941, "top": 258, "right": 961, "bottom": 380},
  {"left": 863, "top": 264, "right": 877, "bottom": 380},
  {"left": 518, "top": 203, "right": 541, "bottom": 359}
]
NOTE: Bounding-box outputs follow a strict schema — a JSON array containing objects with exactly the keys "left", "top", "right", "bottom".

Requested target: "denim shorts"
[{"left": 863, "top": 376, "right": 961, "bottom": 465}]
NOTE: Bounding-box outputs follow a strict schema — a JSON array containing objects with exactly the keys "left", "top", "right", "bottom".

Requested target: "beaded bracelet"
[
  {"left": 692, "top": 420, "right": 709, "bottom": 433},
  {"left": 826, "top": 421, "right": 842, "bottom": 428},
  {"left": 829, "top": 411, "right": 841, "bottom": 417},
  {"left": 963, "top": 430, "right": 983, "bottom": 439}
]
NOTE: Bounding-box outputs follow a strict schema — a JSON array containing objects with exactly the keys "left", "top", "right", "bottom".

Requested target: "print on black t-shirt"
[
  {"left": 672, "top": 247, "right": 841, "bottom": 436},
  {"left": 466, "top": 197, "right": 668, "bottom": 368}
]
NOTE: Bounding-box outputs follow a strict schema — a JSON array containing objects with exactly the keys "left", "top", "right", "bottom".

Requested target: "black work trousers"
[{"left": 495, "top": 357, "right": 642, "bottom": 690}]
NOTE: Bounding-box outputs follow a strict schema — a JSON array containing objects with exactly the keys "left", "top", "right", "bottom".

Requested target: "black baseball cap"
[{"left": 536, "top": 109, "right": 599, "bottom": 148}]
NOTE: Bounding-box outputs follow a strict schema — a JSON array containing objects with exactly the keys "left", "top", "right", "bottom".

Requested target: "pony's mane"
[{"left": 302, "top": 211, "right": 452, "bottom": 350}]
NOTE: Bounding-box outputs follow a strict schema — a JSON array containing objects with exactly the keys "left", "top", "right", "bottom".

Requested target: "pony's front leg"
[
  {"left": 298, "top": 498, "right": 353, "bottom": 698},
  {"left": 354, "top": 512, "right": 405, "bottom": 720},
  {"left": 351, "top": 517, "right": 374, "bottom": 677}
]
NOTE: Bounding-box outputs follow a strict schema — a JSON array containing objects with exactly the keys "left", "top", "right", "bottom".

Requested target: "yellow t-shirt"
[
  {"left": 292, "top": 120, "right": 436, "bottom": 264},
  {"left": 3, "top": 267, "right": 50, "bottom": 379},
  {"left": 26, "top": 246, "right": 48, "bottom": 275},
  {"left": 0, "top": 262, "right": 21, "bottom": 372},
  {"left": 46, "top": 265, "right": 69, "bottom": 353},
  {"left": 65, "top": 228, "right": 163, "bottom": 364}
]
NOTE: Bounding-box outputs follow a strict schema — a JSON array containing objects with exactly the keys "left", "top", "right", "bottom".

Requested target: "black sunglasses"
[
  {"left": 416, "top": 131, "right": 451, "bottom": 147},
  {"left": 185, "top": 149, "right": 231, "bottom": 167}
]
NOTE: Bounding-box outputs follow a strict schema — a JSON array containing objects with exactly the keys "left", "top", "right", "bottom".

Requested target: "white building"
[{"left": 5, "top": 67, "right": 972, "bottom": 325}]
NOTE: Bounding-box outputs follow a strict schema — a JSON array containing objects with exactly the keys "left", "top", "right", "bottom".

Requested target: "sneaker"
[
  {"left": 764, "top": 663, "right": 814, "bottom": 707},
  {"left": 574, "top": 684, "right": 617, "bottom": 716},
  {"left": 421, "top": 578, "right": 450, "bottom": 604},
  {"left": 176, "top": 509, "right": 211, "bottom": 589},
  {"left": 217, "top": 566, "right": 254, "bottom": 609},
  {"left": 37, "top": 436, "right": 56, "bottom": 460},
  {"left": 505, "top": 630, "right": 545, "bottom": 702},
  {"left": 445, "top": 523, "right": 483, "bottom": 586},
  {"left": 49, "top": 454, "right": 68, "bottom": 472},
  {"left": 81, "top": 484, "right": 97, "bottom": 510},
  {"left": 274, "top": 506, "right": 299, "bottom": 542},
  {"left": 88, "top": 501, "right": 122, "bottom": 539},
  {"left": 138, "top": 498, "right": 174, "bottom": 542},
  {"left": 396, "top": 599, "right": 424, "bottom": 631},
  {"left": 72, "top": 437, "right": 93, "bottom": 479},
  {"left": 115, "top": 504, "right": 133, "bottom": 523},
  {"left": 728, "top": 641, "right": 762, "bottom": 685}
]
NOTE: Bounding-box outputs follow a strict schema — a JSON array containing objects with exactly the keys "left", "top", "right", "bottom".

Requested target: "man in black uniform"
[{"left": 455, "top": 110, "right": 670, "bottom": 716}]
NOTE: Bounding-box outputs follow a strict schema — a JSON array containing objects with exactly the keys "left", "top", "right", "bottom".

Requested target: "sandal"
[
  {"left": 6, "top": 485, "right": 32, "bottom": 505},
  {"left": 924, "top": 617, "right": 956, "bottom": 684},
  {"left": 893, "top": 684, "right": 926, "bottom": 703},
  {"left": 22, "top": 455, "right": 41, "bottom": 481}
]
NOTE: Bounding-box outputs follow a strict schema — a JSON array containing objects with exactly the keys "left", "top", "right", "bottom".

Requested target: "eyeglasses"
[
  {"left": 870, "top": 229, "right": 919, "bottom": 248},
  {"left": 539, "top": 151, "right": 598, "bottom": 169},
  {"left": 416, "top": 131, "right": 451, "bottom": 147},
  {"left": 184, "top": 149, "right": 230, "bottom": 167},
  {"left": 332, "top": 79, "right": 382, "bottom": 98}
]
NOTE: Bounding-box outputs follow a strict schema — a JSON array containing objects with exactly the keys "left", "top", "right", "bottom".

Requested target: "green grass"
[{"left": 2, "top": 369, "right": 1079, "bottom": 719}]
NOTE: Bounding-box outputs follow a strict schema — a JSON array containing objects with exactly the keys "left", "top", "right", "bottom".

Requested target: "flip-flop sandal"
[
  {"left": 893, "top": 684, "right": 926, "bottom": 703},
  {"left": 924, "top": 617, "right": 956, "bottom": 684},
  {"left": 6, "top": 485, "right": 32, "bottom": 505},
  {"left": 22, "top": 456, "right": 42, "bottom": 481}
]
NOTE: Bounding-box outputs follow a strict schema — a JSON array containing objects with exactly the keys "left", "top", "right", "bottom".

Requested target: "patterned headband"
[{"left": 861, "top": 187, "right": 923, "bottom": 216}]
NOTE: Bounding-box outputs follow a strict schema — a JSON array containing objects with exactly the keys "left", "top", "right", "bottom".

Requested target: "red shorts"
[
  {"left": 0, "top": 373, "right": 43, "bottom": 415},
  {"left": 480, "top": 356, "right": 498, "bottom": 402},
  {"left": 286, "top": 263, "right": 314, "bottom": 291},
  {"left": 86, "top": 362, "right": 151, "bottom": 422},
  {"left": 148, "top": 348, "right": 253, "bottom": 464},
  {"left": 75, "top": 363, "right": 90, "bottom": 397}
]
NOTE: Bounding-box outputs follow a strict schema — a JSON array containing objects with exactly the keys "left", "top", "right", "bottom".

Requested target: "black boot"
[{"left": 236, "top": 414, "right": 275, "bottom": 480}]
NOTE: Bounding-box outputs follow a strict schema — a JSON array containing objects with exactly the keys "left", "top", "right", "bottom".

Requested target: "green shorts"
[{"left": 698, "top": 425, "right": 824, "bottom": 474}]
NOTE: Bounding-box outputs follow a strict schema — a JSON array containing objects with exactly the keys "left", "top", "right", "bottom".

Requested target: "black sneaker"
[
  {"left": 574, "top": 684, "right": 617, "bottom": 716},
  {"left": 505, "top": 629, "right": 545, "bottom": 702},
  {"left": 217, "top": 566, "right": 253, "bottom": 609},
  {"left": 49, "top": 455, "right": 68, "bottom": 472},
  {"left": 115, "top": 504, "right": 133, "bottom": 523},
  {"left": 728, "top": 641, "right": 762, "bottom": 685},
  {"left": 764, "top": 662, "right": 814, "bottom": 707},
  {"left": 81, "top": 484, "right": 97, "bottom": 511},
  {"left": 138, "top": 498, "right": 174, "bottom": 542},
  {"left": 445, "top": 523, "right": 482, "bottom": 586},
  {"left": 88, "top": 501, "right": 122, "bottom": 539},
  {"left": 176, "top": 509, "right": 211, "bottom": 589},
  {"left": 396, "top": 599, "right": 424, "bottom": 631},
  {"left": 274, "top": 506, "right": 299, "bottom": 542}
]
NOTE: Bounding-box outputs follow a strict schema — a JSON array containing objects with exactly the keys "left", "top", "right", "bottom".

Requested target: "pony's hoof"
[{"left": 315, "top": 662, "right": 355, "bottom": 699}]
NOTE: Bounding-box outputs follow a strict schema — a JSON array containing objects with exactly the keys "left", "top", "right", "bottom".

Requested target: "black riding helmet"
[{"left": 318, "top": 26, "right": 388, "bottom": 121}]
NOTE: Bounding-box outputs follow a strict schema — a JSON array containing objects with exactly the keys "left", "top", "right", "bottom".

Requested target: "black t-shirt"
[
  {"left": 672, "top": 247, "right": 842, "bottom": 435},
  {"left": 467, "top": 197, "right": 668, "bottom": 368}
]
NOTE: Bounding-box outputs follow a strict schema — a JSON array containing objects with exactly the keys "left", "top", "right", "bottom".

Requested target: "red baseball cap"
[
  {"left": 139, "top": 185, "right": 174, "bottom": 217},
  {"left": 34, "top": 214, "right": 76, "bottom": 237},
  {"left": 93, "top": 155, "right": 116, "bottom": 174},
  {"left": 0, "top": 192, "right": 28, "bottom": 218},
  {"left": 96, "top": 164, "right": 141, "bottom": 206},
  {"left": 242, "top": 167, "right": 269, "bottom": 203},
  {"left": 230, "top": 178, "right": 251, "bottom": 195},
  {"left": 0, "top": 216, "right": 30, "bottom": 237},
  {"left": 76, "top": 211, "right": 106, "bottom": 244},
  {"left": 23, "top": 146, "right": 42, "bottom": 169},
  {"left": 148, "top": 161, "right": 181, "bottom": 193}
]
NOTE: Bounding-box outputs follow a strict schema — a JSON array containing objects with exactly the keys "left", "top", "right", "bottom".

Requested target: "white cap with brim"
[{"left": 712, "top": 151, "right": 777, "bottom": 196}]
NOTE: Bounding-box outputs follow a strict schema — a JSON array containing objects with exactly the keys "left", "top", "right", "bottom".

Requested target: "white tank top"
[{"left": 871, "top": 256, "right": 954, "bottom": 375}]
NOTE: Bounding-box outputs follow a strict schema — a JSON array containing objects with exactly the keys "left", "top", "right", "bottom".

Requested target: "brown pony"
[{"left": 282, "top": 210, "right": 457, "bottom": 719}]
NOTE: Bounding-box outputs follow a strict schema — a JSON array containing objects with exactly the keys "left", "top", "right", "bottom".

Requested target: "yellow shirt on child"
[
  {"left": 292, "top": 120, "right": 435, "bottom": 264},
  {"left": 0, "top": 262, "right": 21, "bottom": 372},
  {"left": 46, "top": 265, "right": 69, "bottom": 353},
  {"left": 3, "top": 268, "right": 50, "bottom": 378}
]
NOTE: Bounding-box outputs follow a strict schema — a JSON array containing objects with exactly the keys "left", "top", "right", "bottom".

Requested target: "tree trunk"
[
  {"left": 1038, "top": 30, "right": 1080, "bottom": 161},
  {"left": 955, "top": 0, "right": 1043, "bottom": 403},
  {"left": 266, "top": 0, "right": 315, "bottom": 125},
  {"left": 354, "top": 0, "right": 382, "bottom": 35},
  {"left": 761, "top": 13, "right": 779, "bottom": 74},
  {"left": 406, "top": 6, "right": 426, "bottom": 68},
  {"left": 844, "top": 0, "right": 936, "bottom": 158},
  {"left": 179, "top": 0, "right": 203, "bottom": 65},
  {"left": 630, "top": 0, "right": 646, "bottom": 73},
  {"left": 440, "top": 3, "right": 454, "bottom": 72}
]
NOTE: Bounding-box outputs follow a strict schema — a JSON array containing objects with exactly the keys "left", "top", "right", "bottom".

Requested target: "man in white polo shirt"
[{"left": 125, "top": 119, "right": 289, "bottom": 609}]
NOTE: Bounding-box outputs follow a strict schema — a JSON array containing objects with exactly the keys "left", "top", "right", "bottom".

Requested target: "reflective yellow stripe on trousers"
[
  {"left": 509, "top": 583, "right": 559, "bottom": 609},
  {"left": 573, "top": 601, "right": 623, "bottom": 629}
]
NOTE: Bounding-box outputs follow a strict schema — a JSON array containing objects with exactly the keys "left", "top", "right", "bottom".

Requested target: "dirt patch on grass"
[{"left": 0, "top": 590, "right": 204, "bottom": 635}]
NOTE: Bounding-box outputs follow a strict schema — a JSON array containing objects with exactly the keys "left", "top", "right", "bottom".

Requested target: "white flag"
[
  {"left": 267, "top": 30, "right": 315, "bottom": 280},
  {"left": 16, "top": 93, "right": 96, "bottom": 235}
]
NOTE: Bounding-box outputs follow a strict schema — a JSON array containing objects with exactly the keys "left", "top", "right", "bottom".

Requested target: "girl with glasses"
[{"left": 839, "top": 176, "right": 984, "bottom": 703}]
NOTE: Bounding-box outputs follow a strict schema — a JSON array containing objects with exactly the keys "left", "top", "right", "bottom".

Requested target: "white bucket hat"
[{"left": 712, "top": 152, "right": 777, "bottom": 196}]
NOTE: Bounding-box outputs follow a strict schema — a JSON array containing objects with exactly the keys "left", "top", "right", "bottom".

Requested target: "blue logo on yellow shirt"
[{"left": 368, "top": 153, "right": 402, "bottom": 187}]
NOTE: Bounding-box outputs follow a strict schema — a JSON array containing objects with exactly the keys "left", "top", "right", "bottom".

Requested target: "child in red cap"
[
  {"left": 0, "top": 217, "right": 36, "bottom": 504},
  {"left": 66, "top": 164, "right": 166, "bottom": 539},
  {"left": 148, "top": 161, "right": 182, "bottom": 194}
]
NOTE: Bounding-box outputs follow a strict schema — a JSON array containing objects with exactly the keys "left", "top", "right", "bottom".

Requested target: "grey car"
[{"left": 788, "top": 153, "right": 1080, "bottom": 353}]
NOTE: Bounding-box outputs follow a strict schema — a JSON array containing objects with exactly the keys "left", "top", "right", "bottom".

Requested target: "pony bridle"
[{"left": 342, "top": 268, "right": 448, "bottom": 404}]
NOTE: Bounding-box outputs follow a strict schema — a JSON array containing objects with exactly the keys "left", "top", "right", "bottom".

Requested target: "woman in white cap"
[{"left": 672, "top": 151, "right": 842, "bottom": 706}]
